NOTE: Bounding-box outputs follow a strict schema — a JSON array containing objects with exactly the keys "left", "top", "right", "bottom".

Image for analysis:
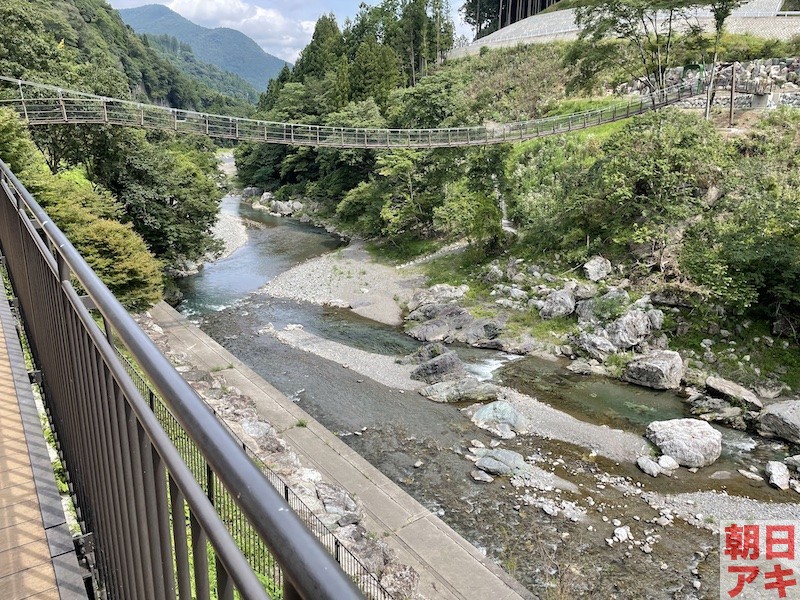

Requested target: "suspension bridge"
[{"left": 0, "top": 75, "right": 712, "bottom": 149}]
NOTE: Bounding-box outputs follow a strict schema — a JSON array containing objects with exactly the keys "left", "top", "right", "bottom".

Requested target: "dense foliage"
[
  {"left": 0, "top": 0, "right": 228, "bottom": 306},
  {"left": 506, "top": 107, "right": 800, "bottom": 320},
  {"left": 0, "top": 109, "right": 162, "bottom": 309},
  {"left": 143, "top": 34, "right": 260, "bottom": 105},
  {"left": 237, "top": 39, "right": 564, "bottom": 244}
]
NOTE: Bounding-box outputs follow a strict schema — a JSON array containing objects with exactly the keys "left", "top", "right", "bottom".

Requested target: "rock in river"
[
  {"left": 766, "top": 461, "right": 791, "bottom": 491},
  {"left": 410, "top": 352, "right": 466, "bottom": 384},
  {"left": 468, "top": 400, "right": 529, "bottom": 439},
  {"left": 621, "top": 351, "right": 684, "bottom": 390},
  {"left": 706, "top": 375, "right": 763, "bottom": 410},
  {"left": 474, "top": 448, "right": 530, "bottom": 476},
  {"left": 637, "top": 456, "right": 662, "bottom": 478},
  {"left": 420, "top": 377, "right": 500, "bottom": 403},
  {"left": 645, "top": 418, "right": 722, "bottom": 468},
  {"left": 757, "top": 401, "right": 800, "bottom": 445}
]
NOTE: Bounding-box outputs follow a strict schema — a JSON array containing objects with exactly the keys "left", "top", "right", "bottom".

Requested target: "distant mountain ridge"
[{"left": 119, "top": 4, "right": 289, "bottom": 91}]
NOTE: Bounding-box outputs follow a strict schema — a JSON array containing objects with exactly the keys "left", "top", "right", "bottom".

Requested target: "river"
[{"left": 177, "top": 195, "right": 794, "bottom": 599}]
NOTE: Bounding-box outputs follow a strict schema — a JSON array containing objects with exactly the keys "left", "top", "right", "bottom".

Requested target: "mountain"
[
  {"left": 144, "top": 34, "right": 260, "bottom": 103},
  {"left": 119, "top": 5, "right": 289, "bottom": 91}
]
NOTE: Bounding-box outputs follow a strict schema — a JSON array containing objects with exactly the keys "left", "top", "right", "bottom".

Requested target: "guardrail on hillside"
[
  {"left": 0, "top": 75, "right": 706, "bottom": 148},
  {"left": 0, "top": 157, "right": 364, "bottom": 600}
]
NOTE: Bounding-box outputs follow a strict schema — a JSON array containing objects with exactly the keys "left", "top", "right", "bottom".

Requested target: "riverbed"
[{"left": 177, "top": 196, "right": 800, "bottom": 599}]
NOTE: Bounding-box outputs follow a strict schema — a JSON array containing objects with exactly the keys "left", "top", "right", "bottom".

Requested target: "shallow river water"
[{"left": 177, "top": 197, "right": 793, "bottom": 598}]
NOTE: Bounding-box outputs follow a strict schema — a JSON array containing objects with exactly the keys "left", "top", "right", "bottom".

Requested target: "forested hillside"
[
  {"left": 120, "top": 4, "right": 288, "bottom": 91},
  {"left": 0, "top": 0, "right": 238, "bottom": 308},
  {"left": 143, "top": 34, "right": 260, "bottom": 103}
]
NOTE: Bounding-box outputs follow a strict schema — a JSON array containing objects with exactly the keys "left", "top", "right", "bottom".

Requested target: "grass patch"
[
  {"left": 423, "top": 247, "right": 495, "bottom": 300},
  {"left": 366, "top": 236, "right": 445, "bottom": 264},
  {"left": 605, "top": 352, "right": 634, "bottom": 378},
  {"left": 506, "top": 311, "right": 577, "bottom": 340}
]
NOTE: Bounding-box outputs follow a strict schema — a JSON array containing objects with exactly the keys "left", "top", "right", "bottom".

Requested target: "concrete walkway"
[
  {"left": 0, "top": 292, "right": 87, "bottom": 599},
  {"left": 150, "top": 301, "right": 531, "bottom": 600}
]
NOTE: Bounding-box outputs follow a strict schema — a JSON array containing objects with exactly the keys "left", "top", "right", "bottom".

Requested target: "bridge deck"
[{"left": 0, "top": 292, "right": 86, "bottom": 599}]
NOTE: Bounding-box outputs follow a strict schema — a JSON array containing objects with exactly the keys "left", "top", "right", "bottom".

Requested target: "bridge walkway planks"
[{"left": 0, "top": 287, "right": 87, "bottom": 599}]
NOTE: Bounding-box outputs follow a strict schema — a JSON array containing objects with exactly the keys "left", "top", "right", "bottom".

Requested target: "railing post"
[
  {"left": 59, "top": 90, "right": 68, "bottom": 122},
  {"left": 18, "top": 81, "right": 28, "bottom": 122},
  {"left": 206, "top": 463, "right": 215, "bottom": 506}
]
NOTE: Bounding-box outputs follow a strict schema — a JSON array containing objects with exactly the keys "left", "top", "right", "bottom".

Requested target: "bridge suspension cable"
[{"left": 0, "top": 75, "right": 706, "bottom": 148}]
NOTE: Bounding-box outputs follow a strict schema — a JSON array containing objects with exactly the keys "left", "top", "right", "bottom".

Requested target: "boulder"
[
  {"left": 420, "top": 378, "right": 500, "bottom": 403},
  {"left": 401, "top": 342, "right": 449, "bottom": 364},
  {"left": 706, "top": 376, "right": 763, "bottom": 410},
  {"left": 407, "top": 284, "right": 469, "bottom": 312},
  {"left": 621, "top": 351, "right": 684, "bottom": 390},
  {"left": 411, "top": 352, "right": 466, "bottom": 384},
  {"left": 583, "top": 255, "right": 613, "bottom": 281},
  {"left": 269, "top": 199, "right": 296, "bottom": 216},
  {"left": 637, "top": 456, "right": 661, "bottom": 477},
  {"left": 689, "top": 395, "right": 744, "bottom": 425},
  {"left": 539, "top": 289, "right": 576, "bottom": 319},
  {"left": 766, "top": 461, "right": 791, "bottom": 491},
  {"left": 469, "top": 401, "right": 529, "bottom": 439},
  {"left": 406, "top": 319, "right": 453, "bottom": 342},
  {"left": 474, "top": 448, "right": 530, "bottom": 476},
  {"left": 658, "top": 455, "right": 680, "bottom": 472},
  {"left": 606, "top": 310, "right": 653, "bottom": 349},
  {"left": 757, "top": 401, "right": 800, "bottom": 444},
  {"left": 454, "top": 318, "right": 504, "bottom": 345},
  {"left": 645, "top": 419, "right": 722, "bottom": 468},
  {"left": 785, "top": 455, "right": 800, "bottom": 471},
  {"left": 754, "top": 381, "right": 786, "bottom": 400},
  {"left": 316, "top": 482, "right": 359, "bottom": 517},
  {"left": 573, "top": 282, "right": 598, "bottom": 300},
  {"left": 646, "top": 309, "right": 665, "bottom": 331},
  {"left": 470, "top": 469, "right": 495, "bottom": 483},
  {"left": 241, "top": 186, "right": 262, "bottom": 198},
  {"left": 574, "top": 332, "right": 619, "bottom": 361},
  {"left": 575, "top": 300, "right": 600, "bottom": 327},
  {"left": 567, "top": 359, "right": 607, "bottom": 376}
]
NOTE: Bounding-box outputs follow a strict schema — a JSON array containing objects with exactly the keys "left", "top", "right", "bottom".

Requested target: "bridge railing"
[
  {"left": 0, "top": 75, "right": 705, "bottom": 148},
  {"left": 0, "top": 157, "right": 365, "bottom": 600}
]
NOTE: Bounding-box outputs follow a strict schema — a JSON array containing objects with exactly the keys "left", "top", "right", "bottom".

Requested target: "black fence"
[
  {"left": 0, "top": 157, "right": 364, "bottom": 600},
  {"left": 114, "top": 350, "right": 393, "bottom": 600}
]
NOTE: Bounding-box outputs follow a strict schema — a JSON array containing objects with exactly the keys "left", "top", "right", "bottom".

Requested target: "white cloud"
[{"left": 165, "top": 0, "right": 315, "bottom": 62}]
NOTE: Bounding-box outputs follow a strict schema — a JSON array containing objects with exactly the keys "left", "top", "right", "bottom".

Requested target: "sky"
[{"left": 107, "top": 0, "right": 472, "bottom": 63}]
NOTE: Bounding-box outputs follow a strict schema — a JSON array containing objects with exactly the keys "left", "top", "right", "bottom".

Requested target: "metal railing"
[
  {"left": 0, "top": 157, "right": 364, "bottom": 599},
  {"left": 0, "top": 75, "right": 706, "bottom": 148},
  {"left": 114, "top": 350, "right": 393, "bottom": 600}
]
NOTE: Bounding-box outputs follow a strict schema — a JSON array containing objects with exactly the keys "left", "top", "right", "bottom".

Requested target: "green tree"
[
  {"left": 0, "top": 109, "right": 162, "bottom": 309},
  {"left": 701, "top": 0, "right": 746, "bottom": 118},
  {"left": 292, "top": 14, "right": 345, "bottom": 82},
  {"left": 351, "top": 37, "right": 401, "bottom": 109},
  {"left": 575, "top": 0, "right": 696, "bottom": 92}
]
